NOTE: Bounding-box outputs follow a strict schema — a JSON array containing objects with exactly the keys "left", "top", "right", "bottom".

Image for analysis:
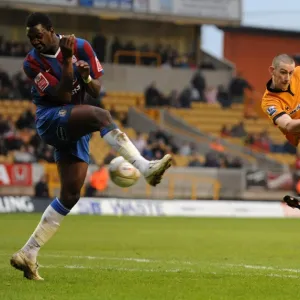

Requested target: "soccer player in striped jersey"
[{"left": 10, "top": 12, "right": 172, "bottom": 280}]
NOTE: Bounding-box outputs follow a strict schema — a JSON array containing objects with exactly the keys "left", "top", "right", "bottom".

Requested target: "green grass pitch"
[{"left": 1, "top": 214, "right": 300, "bottom": 300}]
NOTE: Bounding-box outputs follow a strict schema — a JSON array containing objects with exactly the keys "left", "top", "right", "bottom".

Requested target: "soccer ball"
[{"left": 109, "top": 156, "right": 140, "bottom": 188}]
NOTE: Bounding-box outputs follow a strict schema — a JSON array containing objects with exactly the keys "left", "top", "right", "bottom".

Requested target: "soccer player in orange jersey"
[{"left": 261, "top": 54, "right": 300, "bottom": 209}]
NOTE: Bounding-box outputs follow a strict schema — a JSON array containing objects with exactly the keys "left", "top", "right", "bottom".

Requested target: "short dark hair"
[{"left": 26, "top": 12, "right": 53, "bottom": 30}]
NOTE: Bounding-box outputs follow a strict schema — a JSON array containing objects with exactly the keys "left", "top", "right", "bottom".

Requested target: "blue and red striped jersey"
[{"left": 23, "top": 36, "right": 104, "bottom": 106}]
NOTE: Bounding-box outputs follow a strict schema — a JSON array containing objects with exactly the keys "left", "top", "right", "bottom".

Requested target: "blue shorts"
[{"left": 36, "top": 105, "right": 91, "bottom": 164}]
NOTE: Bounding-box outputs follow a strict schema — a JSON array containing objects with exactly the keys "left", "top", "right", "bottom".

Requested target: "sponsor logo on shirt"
[
  {"left": 34, "top": 73, "right": 49, "bottom": 91},
  {"left": 72, "top": 84, "right": 81, "bottom": 95},
  {"left": 289, "top": 104, "right": 300, "bottom": 116}
]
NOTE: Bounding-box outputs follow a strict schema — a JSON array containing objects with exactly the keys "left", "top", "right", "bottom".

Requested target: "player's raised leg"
[
  {"left": 11, "top": 155, "right": 88, "bottom": 280},
  {"left": 67, "top": 105, "right": 172, "bottom": 186}
]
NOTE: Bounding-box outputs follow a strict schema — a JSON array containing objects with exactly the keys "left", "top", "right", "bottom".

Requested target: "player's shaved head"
[
  {"left": 272, "top": 54, "right": 295, "bottom": 69},
  {"left": 26, "top": 12, "right": 52, "bottom": 31},
  {"left": 269, "top": 54, "right": 295, "bottom": 91}
]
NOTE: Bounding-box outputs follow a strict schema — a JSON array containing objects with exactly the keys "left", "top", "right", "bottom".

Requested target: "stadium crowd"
[
  {"left": 144, "top": 71, "right": 252, "bottom": 108},
  {"left": 0, "top": 34, "right": 198, "bottom": 69}
]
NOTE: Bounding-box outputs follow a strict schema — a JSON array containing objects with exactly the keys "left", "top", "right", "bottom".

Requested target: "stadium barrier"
[
  {"left": 0, "top": 196, "right": 298, "bottom": 218},
  {"left": 0, "top": 163, "right": 245, "bottom": 200},
  {"left": 113, "top": 50, "right": 162, "bottom": 66}
]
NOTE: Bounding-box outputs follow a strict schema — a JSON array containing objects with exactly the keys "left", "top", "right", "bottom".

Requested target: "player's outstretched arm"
[{"left": 276, "top": 114, "right": 300, "bottom": 133}]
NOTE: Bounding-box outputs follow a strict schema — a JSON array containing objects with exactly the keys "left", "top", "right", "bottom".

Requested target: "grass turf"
[{"left": 1, "top": 214, "right": 300, "bottom": 299}]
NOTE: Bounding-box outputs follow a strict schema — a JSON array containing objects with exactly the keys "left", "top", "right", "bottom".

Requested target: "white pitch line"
[
  {"left": 41, "top": 264, "right": 187, "bottom": 273},
  {"left": 39, "top": 264, "right": 299, "bottom": 279},
  {"left": 43, "top": 254, "right": 300, "bottom": 273},
  {"left": 45, "top": 254, "right": 154, "bottom": 263},
  {"left": 226, "top": 263, "right": 300, "bottom": 273},
  {"left": 42, "top": 254, "right": 197, "bottom": 266},
  {"left": 1, "top": 252, "right": 300, "bottom": 276}
]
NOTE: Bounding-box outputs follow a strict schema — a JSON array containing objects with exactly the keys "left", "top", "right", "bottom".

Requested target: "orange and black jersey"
[{"left": 261, "top": 66, "right": 300, "bottom": 146}]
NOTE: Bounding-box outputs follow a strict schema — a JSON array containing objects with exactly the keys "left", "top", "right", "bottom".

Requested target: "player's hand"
[
  {"left": 60, "top": 34, "right": 75, "bottom": 59},
  {"left": 75, "top": 60, "right": 90, "bottom": 81}
]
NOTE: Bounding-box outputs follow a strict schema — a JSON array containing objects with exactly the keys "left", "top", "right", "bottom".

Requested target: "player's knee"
[
  {"left": 93, "top": 107, "right": 113, "bottom": 127},
  {"left": 60, "top": 191, "right": 81, "bottom": 209}
]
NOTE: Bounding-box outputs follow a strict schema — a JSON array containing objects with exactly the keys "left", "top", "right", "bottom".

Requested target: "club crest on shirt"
[
  {"left": 58, "top": 109, "right": 67, "bottom": 117},
  {"left": 267, "top": 106, "right": 276, "bottom": 116}
]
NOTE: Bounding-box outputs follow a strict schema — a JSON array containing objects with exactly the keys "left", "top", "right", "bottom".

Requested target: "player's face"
[
  {"left": 271, "top": 62, "right": 295, "bottom": 91},
  {"left": 26, "top": 24, "right": 54, "bottom": 53}
]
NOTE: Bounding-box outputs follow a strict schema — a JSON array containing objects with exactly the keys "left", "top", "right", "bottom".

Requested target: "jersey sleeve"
[
  {"left": 293, "top": 66, "right": 300, "bottom": 79},
  {"left": 261, "top": 95, "right": 286, "bottom": 125},
  {"left": 78, "top": 39, "right": 104, "bottom": 79},
  {"left": 23, "top": 57, "right": 59, "bottom": 96}
]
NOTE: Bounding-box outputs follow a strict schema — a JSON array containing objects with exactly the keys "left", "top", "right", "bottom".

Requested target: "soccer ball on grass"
[{"left": 108, "top": 156, "right": 140, "bottom": 188}]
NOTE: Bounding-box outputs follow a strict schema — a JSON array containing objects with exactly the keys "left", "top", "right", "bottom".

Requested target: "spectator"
[
  {"left": 14, "top": 145, "right": 36, "bottom": 163},
  {"left": 220, "top": 125, "right": 231, "bottom": 138},
  {"left": 229, "top": 157, "right": 243, "bottom": 169},
  {"left": 92, "top": 30, "right": 107, "bottom": 62},
  {"left": 133, "top": 132, "right": 146, "bottom": 153},
  {"left": 219, "top": 154, "right": 229, "bottom": 168},
  {"left": 204, "top": 86, "right": 218, "bottom": 104},
  {"left": 123, "top": 40, "right": 136, "bottom": 64},
  {"left": 154, "top": 127, "right": 169, "bottom": 145},
  {"left": 140, "top": 43, "right": 153, "bottom": 66},
  {"left": 257, "top": 131, "right": 272, "bottom": 153},
  {"left": 142, "top": 143, "right": 154, "bottom": 160},
  {"left": 179, "top": 85, "right": 192, "bottom": 108},
  {"left": 12, "top": 70, "right": 31, "bottom": 100},
  {"left": 151, "top": 139, "right": 166, "bottom": 158},
  {"left": 0, "top": 114, "right": 10, "bottom": 135},
  {"left": 35, "top": 175, "right": 49, "bottom": 198},
  {"left": 109, "top": 104, "right": 118, "bottom": 119},
  {"left": 191, "top": 69, "right": 206, "bottom": 102},
  {"left": 228, "top": 72, "right": 252, "bottom": 103},
  {"left": 188, "top": 153, "right": 202, "bottom": 167},
  {"left": 210, "top": 138, "right": 225, "bottom": 152},
  {"left": 16, "top": 109, "right": 35, "bottom": 130},
  {"left": 110, "top": 37, "right": 122, "bottom": 63},
  {"left": 179, "top": 141, "right": 192, "bottom": 156},
  {"left": 85, "top": 163, "right": 109, "bottom": 197},
  {"left": 144, "top": 81, "right": 164, "bottom": 107},
  {"left": 217, "top": 85, "right": 231, "bottom": 108},
  {"left": 283, "top": 140, "right": 297, "bottom": 154},
  {"left": 245, "top": 133, "right": 256, "bottom": 146},
  {"left": 168, "top": 90, "right": 180, "bottom": 108},
  {"left": 0, "top": 137, "right": 7, "bottom": 155},
  {"left": 0, "top": 67, "right": 12, "bottom": 99},
  {"left": 119, "top": 112, "right": 128, "bottom": 127},
  {"left": 231, "top": 121, "right": 247, "bottom": 138}
]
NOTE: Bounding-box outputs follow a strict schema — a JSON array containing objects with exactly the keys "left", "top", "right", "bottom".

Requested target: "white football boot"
[
  {"left": 10, "top": 250, "right": 44, "bottom": 281},
  {"left": 144, "top": 154, "right": 172, "bottom": 186}
]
